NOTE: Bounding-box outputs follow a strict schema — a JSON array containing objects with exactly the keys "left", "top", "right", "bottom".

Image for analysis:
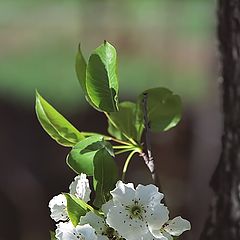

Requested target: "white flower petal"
[
  {"left": 150, "top": 229, "right": 173, "bottom": 240},
  {"left": 161, "top": 231, "right": 173, "bottom": 240},
  {"left": 108, "top": 181, "right": 171, "bottom": 240},
  {"left": 97, "top": 236, "right": 109, "bottom": 240},
  {"left": 141, "top": 231, "right": 169, "bottom": 240},
  {"left": 80, "top": 212, "right": 106, "bottom": 235},
  {"left": 106, "top": 205, "right": 148, "bottom": 240},
  {"left": 56, "top": 221, "right": 72, "bottom": 232},
  {"left": 147, "top": 204, "right": 169, "bottom": 230},
  {"left": 164, "top": 216, "right": 191, "bottom": 236},
  {"left": 80, "top": 211, "right": 122, "bottom": 240},
  {"left": 56, "top": 222, "right": 75, "bottom": 240},
  {"left": 101, "top": 200, "right": 114, "bottom": 215},
  {"left": 75, "top": 224, "right": 98, "bottom": 239},
  {"left": 56, "top": 222, "right": 97, "bottom": 240},
  {"left": 110, "top": 181, "right": 135, "bottom": 205},
  {"left": 69, "top": 174, "right": 91, "bottom": 202},
  {"left": 136, "top": 184, "right": 164, "bottom": 206},
  {"left": 49, "top": 194, "right": 68, "bottom": 222}
]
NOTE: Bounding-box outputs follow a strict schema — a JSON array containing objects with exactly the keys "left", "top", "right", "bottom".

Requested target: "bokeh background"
[{"left": 0, "top": 1, "right": 220, "bottom": 240}]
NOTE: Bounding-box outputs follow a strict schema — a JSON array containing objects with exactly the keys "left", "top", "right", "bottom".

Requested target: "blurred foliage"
[{"left": 0, "top": 0, "right": 215, "bottom": 112}]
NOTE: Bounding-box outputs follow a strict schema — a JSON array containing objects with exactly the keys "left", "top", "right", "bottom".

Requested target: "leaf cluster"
[{"left": 36, "top": 41, "right": 182, "bottom": 224}]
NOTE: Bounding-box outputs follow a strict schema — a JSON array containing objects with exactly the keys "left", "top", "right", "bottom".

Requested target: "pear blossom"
[
  {"left": 80, "top": 212, "right": 122, "bottom": 240},
  {"left": 101, "top": 199, "right": 114, "bottom": 215},
  {"left": 49, "top": 174, "right": 91, "bottom": 222},
  {"left": 69, "top": 174, "right": 91, "bottom": 202},
  {"left": 56, "top": 221, "right": 98, "bottom": 240},
  {"left": 80, "top": 201, "right": 123, "bottom": 240},
  {"left": 49, "top": 194, "right": 68, "bottom": 222},
  {"left": 106, "top": 181, "right": 169, "bottom": 240},
  {"left": 150, "top": 216, "right": 191, "bottom": 240},
  {"left": 141, "top": 231, "right": 168, "bottom": 240}
]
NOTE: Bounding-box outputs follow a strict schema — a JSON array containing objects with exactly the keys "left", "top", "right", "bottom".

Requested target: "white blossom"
[
  {"left": 80, "top": 212, "right": 111, "bottom": 240},
  {"left": 80, "top": 201, "right": 123, "bottom": 240},
  {"left": 69, "top": 174, "right": 91, "bottom": 202},
  {"left": 56, "top": 221, "right": 98, "bottom": 240},
  {"left": 106, "top": 181, "right": 169, "bottom": 240},
  {"left": 49, "top": 194, "right": 68, "bottom": 222},
  {"left": 141, "top": 231, "right": 168, "bottom": 240},
  {"left": 49, "top": 174, "right": 91, "bottom": 222},
  {"left": 101, "top": 200, "right": 114, "bottom": 215},
  {"left": 151, "top": 216, "right": 191, "bottom": 240}
]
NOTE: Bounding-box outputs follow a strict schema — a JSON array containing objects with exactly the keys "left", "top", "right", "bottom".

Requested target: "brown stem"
[{"left": 141, "top": 93, "right": 163, "bottom": 193}]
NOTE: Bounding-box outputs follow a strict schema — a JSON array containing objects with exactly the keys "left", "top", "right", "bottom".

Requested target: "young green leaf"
[
  {"left": 75, "top": 44, "right": 87, "bottom": 94},
  {"left": 138, "top": 87, "right": 182, "bottom": 132},
  {"left": 107, "top": 120, "right": 128, "bottom": 142},
  {"left": 66, "top": 135, "right": 114, "bottom": 176},
  {"left": 64, "top": 193, "right": 88, "bottom": 227},
  {"left": 66, "top": 135, "right": 102, "bottom": 175},
  {"left": 108, "top": 101, "right": 144, "bottom": 143},
  {"left": 86, "top": 41, "right": 119, "bottom": 112},
  {"left": 35, "top": 92, "right": 84, "bottom": 147},
  {"left": 75, "top": 44, "right": 95, "bottom": 108},
  {"left": 93, "top": 148, "right": 118, "bottom": 208}
]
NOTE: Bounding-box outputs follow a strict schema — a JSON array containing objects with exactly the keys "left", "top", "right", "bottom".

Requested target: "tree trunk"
[{"left": 200, "top": 0, "right": 240, "bottom": 239}]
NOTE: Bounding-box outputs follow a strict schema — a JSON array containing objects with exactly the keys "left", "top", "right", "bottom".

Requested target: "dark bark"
[{"left": 200, "top": 0, "right": 240, "bottom": 239}]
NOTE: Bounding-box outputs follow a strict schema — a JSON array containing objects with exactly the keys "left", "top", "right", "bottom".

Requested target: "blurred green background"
[
  {"left": 0, "top": 0, "right": 215, "bottom": 111},
  {"left": 0, "top": 1, "right": 218, "bottom": 240}
]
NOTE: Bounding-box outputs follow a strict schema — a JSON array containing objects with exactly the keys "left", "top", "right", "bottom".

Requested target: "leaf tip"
[
  {"left": 35, "top": 89, "right": 40, "bottom": 97},
  {"left": 77, "top": 42, "right": 84, "bottom": 54}
]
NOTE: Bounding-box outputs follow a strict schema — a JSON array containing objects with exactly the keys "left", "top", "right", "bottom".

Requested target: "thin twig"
[
  {"left": 122, "top": 150, "right": 138, "bottom": 182},
  {"left": 141, "top": 93, "right": 162, "bottom": 193}
]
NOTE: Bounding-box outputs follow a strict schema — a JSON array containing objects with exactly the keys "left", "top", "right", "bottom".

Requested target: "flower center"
[
  {"left": 125, "top": 199, "right": 145, "bottom": 220},
  {"left": 103, "top": 227, "right": 122, "bottom": 240},
  {"left": 105, "top": 227, "right": 115, "bottom": 238},
  {"left": 131, "top": 205, "right": 142, "bottom": 217}
]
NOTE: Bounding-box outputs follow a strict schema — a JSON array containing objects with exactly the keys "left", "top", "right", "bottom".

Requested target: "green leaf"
[
  {"left": 93, "top": 148, "right": 118, "bottom": 208},
  {"left": 86, "top": 41, "right": 119, "bottom": 112},
  {"left": 66, "top": 135, "right": 102, "bottom": 175},
  {"left": 64, "top": 193, "right": 88, "bottom": 227},
  {"left": 108, "top": 101, "right": 144, "bottom": 142},
  {"left": 138, "top": 87, "right": 182, "bottom": 132},
  {"left": 75, "top": 44, "right": 87, "bottom": 94},
  {"left": 35, "top": 92, "right": 84, "bottom": 147},
  {"left": 66, "top": 135, "right": 114, "bottom": 175},
  {"left": 75, "top": 44, "right": 95, "bottom": 108},
  {"left": 107, "top": 120, "right": 128, "bottom": 142}
]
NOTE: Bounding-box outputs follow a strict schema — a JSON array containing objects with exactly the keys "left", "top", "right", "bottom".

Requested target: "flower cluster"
[{"left": 49, "top": 174, "right": 191, "bottom": 240}]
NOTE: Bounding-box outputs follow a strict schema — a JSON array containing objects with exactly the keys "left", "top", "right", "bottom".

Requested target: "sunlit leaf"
[
  {"left": 66, "top": 135, "right": 114, "bottom": 176},
  {"left": 75, "top": 44, "right": 95, "bottom": 107},
  {"left": 86, "top": 41, "right": 119, "bottom": 112},
  {"left": 35, "top": 92, "right": 84, "bottom": 147},
  {"left": 64, "top": 193, "right": 88, "bottom": 227}
]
